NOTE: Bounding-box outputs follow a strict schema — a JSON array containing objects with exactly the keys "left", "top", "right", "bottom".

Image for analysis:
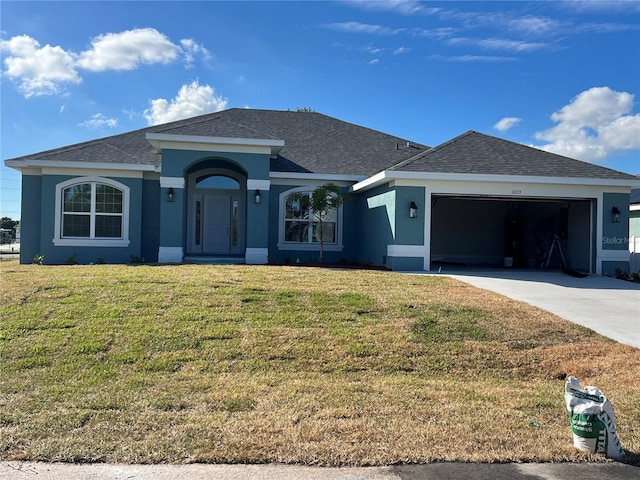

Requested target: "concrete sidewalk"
[
  {"left": 2, "top": 461, "right": 638, "bottom": 480},
  {"left": 0, "top": 242, "right": 19, "bottom": 253},
  {"left": 435, "top": 269, "right": 640, "bottom": 349}
]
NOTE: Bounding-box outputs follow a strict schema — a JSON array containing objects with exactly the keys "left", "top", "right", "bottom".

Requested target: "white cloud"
[
  {"left": 144, "top": 80, "right": 228, "bottom": 125},
  {"left": 533, "top": 87, "right": 640, "bottom": 162},
  {"left": 79, "top": 113, "right": 118, "bottom": 129},
  {"left": 506, "top": 15, "right": 562, "bottom": 35},
  {"left": 446, "top": 37, "right": 550, "bottom": 53},
  {"left": 409, "top": 27, "right": 456, "bottom": 39},
  {"left": 429, "top": 54, "right": 517, "bottom": 62},
  {"left": 494, "top": 117, "right": 521, "bottom": 131},
  {"left": 344, "top": 0, "right": 440, "bottom": 16},
  {"left": 2, "top": 29, "right": 211, "bottom": 97},
  {"left": 323, "top": 22, "right": 403, "bottom": 35},
  {"left": 77, "top": 28, "right": 180, "bottom": 71},
  {"left": 561, "top": 0, "right": 640, "bottom": 13},
  {"left": 180, "top": 38, "right": 211, "bottom": 68},
  {"left": 0, "top": 35, "right": 80, "bottom": 97},
  {"left": 360, "top": 43, "right": 384, "bottom": 55},
  {"left": 368, "top": 58, "right": 380, "bottom": 65},
  {"left": 393, "top": 47, "right": 409, "bottom": 55}
]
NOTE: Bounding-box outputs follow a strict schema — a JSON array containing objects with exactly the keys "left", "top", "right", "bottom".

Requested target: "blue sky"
[{"left": 2, "top": 0, "right": 639, "bottom": 220}]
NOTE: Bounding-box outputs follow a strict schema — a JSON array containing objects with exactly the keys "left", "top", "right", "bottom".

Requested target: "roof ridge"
[{"left": 389, "top": 130, "right": 474, "bottom": 171}]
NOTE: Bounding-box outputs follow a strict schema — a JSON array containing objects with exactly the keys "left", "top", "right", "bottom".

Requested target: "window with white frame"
[
  {"left": 54, "top": 177, "right": 130, "bottom": 247},
  {"left": 279, "top": 188, "right": 342, "bottom": 250}
]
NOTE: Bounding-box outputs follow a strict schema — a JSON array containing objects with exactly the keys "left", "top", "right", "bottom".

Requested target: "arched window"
[{"left": 54, "top": 177, "right": 130, "bottom": 246}]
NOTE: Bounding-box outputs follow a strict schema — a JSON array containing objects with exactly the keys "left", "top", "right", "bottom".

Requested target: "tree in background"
[{"left": 1, "top": 217, "right": 17, "bottom": 230}]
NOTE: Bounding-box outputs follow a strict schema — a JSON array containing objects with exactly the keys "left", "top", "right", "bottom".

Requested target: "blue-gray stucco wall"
[
  {"left": 394, "top": 186, "right": 425, "bottom": 246},
  {"left": 141, "top": 179, "right": 160, "bottom": 262},
  {"left": 357, "top": 184, "right": 396, "bottom": 267},
  {"left": 602, "top": 192, "right": 632, "bottom": 276},
  {"left": 159, "top": 186, "right": 185, "bottom": 249},
  {"left": 248, "top": 188, "right": 269, "bottom": 250},
  {"left": 19, "top": 175, "right": 42, "bottom": 264},
  {"left": 602, "top": 192, "right": 630, "bottom": 251},
  {"left": 23, "top": 174, "right": 144, "bottom": 264},
  {"left": 357, "top": 184, "right": 425, "bottom": 269},
  {"left": 161, "top": 150, "right": 270, "bottom": 180}
]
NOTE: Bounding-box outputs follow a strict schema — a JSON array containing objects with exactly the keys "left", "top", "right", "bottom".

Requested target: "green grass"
[{"left": 1, "top": 261, "right": 639, "bottom": 465}]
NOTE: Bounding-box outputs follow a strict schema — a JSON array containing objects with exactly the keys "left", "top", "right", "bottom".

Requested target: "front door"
[
  {"left": 186, "top": 169, "right": 246, "bottom": 256},
  {"left": 203, "top": 195, "right": 231, "bottom": 254}
]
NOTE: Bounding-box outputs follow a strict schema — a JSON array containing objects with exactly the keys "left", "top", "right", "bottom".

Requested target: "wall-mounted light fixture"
[
  {"left": 612, "top": 206, "right": 621, "bottom": 223},
  {"left": 167, "top": 187, "right": 175, "bottom": 202},
  {"left": 409, "top": 201, "right": 418, "bottom": 219},
  {"left": 254, "top": 189, "right": 262, "bottom": 204}
]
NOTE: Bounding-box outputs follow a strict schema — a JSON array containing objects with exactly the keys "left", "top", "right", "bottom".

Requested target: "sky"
[{"left": 1, "top": 0, "right": 640, "bottom": 220}]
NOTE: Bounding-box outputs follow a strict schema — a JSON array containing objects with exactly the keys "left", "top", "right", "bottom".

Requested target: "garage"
[
  {"left": 430, "top": 195, "right": 593, "bottom": 272},
  {"left": 353, "top": 130, "right": 637, "bottom": 274}
]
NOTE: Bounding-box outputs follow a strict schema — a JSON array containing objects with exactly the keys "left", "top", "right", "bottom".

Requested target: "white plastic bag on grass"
[{"left": 564, "top": 376, "right": 624, "bottom": 459}]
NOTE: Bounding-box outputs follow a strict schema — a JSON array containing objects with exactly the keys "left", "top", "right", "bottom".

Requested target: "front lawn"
[{"left": 1, "top": 261, "right": 638, "bottom": 465}]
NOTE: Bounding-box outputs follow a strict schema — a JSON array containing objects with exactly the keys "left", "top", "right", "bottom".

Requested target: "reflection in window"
[
  {"left": 62, "top": 183, "right": 123, "bottom": 238},
  {"left": 232, "top": 201, "right": 239, "bottom": 246},
  {"left": 195, "top": 200, "right": 201, "bottom": 246},
  {"left": 195, "top": 175, "right": 240, "bottom": 190},
  {"left": 284, "top": 191, "right": 337, "bottom": 244}
]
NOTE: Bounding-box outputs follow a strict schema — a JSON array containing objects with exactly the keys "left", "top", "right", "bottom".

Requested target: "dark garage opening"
[{"left": 430, "top": 196, "right": 593, "bottom": 272}]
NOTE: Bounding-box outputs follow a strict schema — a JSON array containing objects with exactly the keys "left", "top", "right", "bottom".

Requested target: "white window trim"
[
  {"left": 53, "top": 176, "right": 130, "bottom": 247},
  {"left": 277, "top": 186, "right": 344, "bottom": 251}
]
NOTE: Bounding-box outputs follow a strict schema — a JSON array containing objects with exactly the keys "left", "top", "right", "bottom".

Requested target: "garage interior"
[{"left": 430, "top": 196, "right": 593, "bottom": 272}]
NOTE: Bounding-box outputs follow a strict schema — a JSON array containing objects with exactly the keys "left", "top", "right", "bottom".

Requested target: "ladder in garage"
[{"left": 542, "top": 234, "right": 567, "bottom": 269}]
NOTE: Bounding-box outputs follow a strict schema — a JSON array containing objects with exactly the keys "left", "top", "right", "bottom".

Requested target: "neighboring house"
[
  {"left": 0, "top": 228, "right": 13, "bottom": 244},
  {"left": 5, "top": 108, "right": 640, "bottom": 274}
]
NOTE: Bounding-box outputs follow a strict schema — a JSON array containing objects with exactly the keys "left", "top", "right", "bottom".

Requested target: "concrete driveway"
[{"left": 431, "top": 269, "right": 640, "bottom": 349}]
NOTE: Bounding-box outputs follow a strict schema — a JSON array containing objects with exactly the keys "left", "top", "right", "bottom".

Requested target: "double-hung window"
[{"left": 54, "top": 177, "right": 130, "bottom": 247}]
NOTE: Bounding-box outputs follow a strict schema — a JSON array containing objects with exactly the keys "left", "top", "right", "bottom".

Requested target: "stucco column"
[
  {"left": 158, "top": 176, "right": 185, "bottom": 263},
  {"left": 246, "top": 179, "right": 270, "bottom": 264}
]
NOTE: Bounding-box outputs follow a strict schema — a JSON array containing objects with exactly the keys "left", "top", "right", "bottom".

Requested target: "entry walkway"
[{"left": 432, "top": 269, "right": 640, "bottom": 349}]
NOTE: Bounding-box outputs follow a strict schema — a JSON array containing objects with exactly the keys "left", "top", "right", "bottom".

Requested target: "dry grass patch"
[{"left": 0, "top": 260, "right": 638, "bottom": 465}]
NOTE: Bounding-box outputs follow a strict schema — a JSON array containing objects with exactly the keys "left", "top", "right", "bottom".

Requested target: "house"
[
  {"left": 5, "top": 108, "right": 640, "bottom": 274},
  {"left": 0, "top": 228, "right": 13, "bottom": 244}
]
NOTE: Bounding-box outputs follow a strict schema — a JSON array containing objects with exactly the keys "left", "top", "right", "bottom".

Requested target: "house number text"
[{"left": 511, "top": 189, "right": 522, "bottom": 195}]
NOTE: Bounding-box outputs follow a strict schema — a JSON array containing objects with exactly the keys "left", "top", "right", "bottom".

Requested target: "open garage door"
[{"left": 430, "top": 196, "right": 593, "bottom": 272}]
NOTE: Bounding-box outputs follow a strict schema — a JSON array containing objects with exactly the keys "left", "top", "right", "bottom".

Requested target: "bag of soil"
[{"left": 564, "top": 376, "right": 624, "bottom": 459}]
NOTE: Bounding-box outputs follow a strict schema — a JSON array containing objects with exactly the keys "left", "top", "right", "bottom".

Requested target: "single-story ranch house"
[{"left": 5, "top": 108, "right": 640, "bottom": 274}]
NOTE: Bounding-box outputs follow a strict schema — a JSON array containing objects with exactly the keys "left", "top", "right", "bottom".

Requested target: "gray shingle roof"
[
  {"left": 5, "top": 109, "right": 429, "bottom": 176},
  {"left": 393, "top": 130, "right": 637, "bottom": 180},
  {"left": 7, "top": 114, "right": 637, "bottom": 181}
]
